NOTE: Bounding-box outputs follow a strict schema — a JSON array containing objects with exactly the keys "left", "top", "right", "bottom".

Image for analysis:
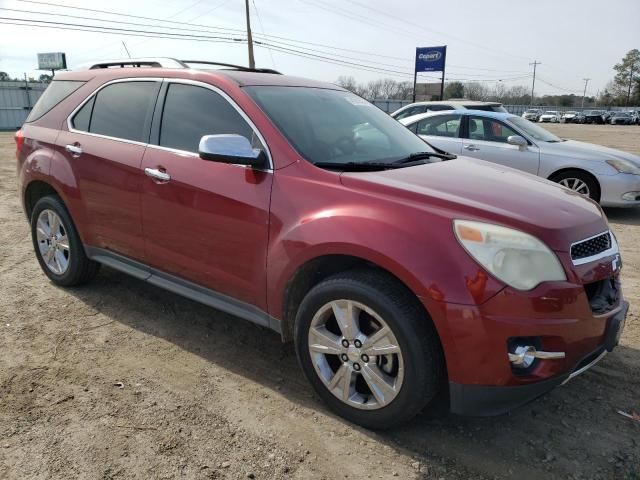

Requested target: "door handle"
[
  {"left": 65, "top": 144, "right": 83, "bottom": 156},
  {"left": 464, "top": 145, "right": 479, "bottom": 151},
  {"left": 144, "top": 167, "right": 171, "bottom": 182}
]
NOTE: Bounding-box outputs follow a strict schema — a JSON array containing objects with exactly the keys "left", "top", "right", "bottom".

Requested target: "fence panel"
[{"left": 0, "top": 81, "right": 47, "bottom": 130}]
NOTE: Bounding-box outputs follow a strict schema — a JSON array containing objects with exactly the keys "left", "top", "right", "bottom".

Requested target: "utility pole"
[
  {"left": 245, "top": 0, "right": 255, "bottom": 69},
  {"left": 627, "top": 65, "right": 634, "bottom": 106},
  {"left": 581, "top": 78, "right": 590, "bottom": 108},
  {"left": 529, "top": 60, "right": 541, "bottom": 106}
]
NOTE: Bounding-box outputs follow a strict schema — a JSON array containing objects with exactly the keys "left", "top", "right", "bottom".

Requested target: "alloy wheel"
[
  {"left": 308, "top": 299, "right": 404, "bottom": 410},
  {"left": 36, "top": 209, "right": 70, "bottom": 275},
  {"left": 558, "top": 178, "right": 590, "bottom": 197}
]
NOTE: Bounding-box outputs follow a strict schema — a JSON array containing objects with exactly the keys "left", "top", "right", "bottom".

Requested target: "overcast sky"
[{"left": 0, "top": 0, "right": 638, "bottom": 96}]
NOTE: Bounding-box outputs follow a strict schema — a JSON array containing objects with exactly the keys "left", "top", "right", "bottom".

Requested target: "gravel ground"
[{"left": 1, "top": 124, "right": 639, "bottom": 480}]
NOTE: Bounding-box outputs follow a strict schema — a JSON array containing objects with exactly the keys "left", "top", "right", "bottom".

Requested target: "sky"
[{"left": 0, "top": 0, "right": 638, "bottom": 97}]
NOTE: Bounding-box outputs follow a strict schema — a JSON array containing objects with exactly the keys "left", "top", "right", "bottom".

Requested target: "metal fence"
[{"left": 0, "top": 81, "right": 47, "bottom": 130}]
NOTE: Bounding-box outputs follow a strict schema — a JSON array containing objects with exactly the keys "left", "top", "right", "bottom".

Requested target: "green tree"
[
  {"left": 0, "top": 71, "right": 10, "bottom": 81},
  {"left": 613, "top": 49, "right": 640, "bottom": 105},
  {"left": 38, "top": 74, "right": 52, "bottom": 83},
  {"left": 444, "top": 81, "right": 464, "bottom": 99}
]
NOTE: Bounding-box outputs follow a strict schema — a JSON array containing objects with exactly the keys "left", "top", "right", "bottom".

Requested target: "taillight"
[{"left": 14, "top": 129, "right": 25, "bottom": 160}]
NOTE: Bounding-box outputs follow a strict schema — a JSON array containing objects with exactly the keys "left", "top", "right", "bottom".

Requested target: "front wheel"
[
  {"left": 294, "top": 270, "right": 444, "bottom": 429},
  {"left": 551, "top": 170, "right": 601, "bottom": 203}
]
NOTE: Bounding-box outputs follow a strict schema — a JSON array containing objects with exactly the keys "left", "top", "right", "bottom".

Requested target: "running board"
[{"left": 84, "top": 247, "right": 281, "bottom": 334}]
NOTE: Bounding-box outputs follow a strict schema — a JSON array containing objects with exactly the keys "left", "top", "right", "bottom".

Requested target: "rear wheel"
[
  {"left": 551, "top": 170, "right": 601, "bottom": 203},
  {"left": 31, "top": 195, "right": 100, "bottom": 286},
  {"left": 294, "top": 270, "right": 444, "bottom": 429}
]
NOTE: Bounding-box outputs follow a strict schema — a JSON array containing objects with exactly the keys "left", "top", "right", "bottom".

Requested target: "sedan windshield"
[
  {"left": 245, "top": 86, "right": 436, "bottom": 167},
  {"left": 508, "top": 116, "right": 563, "bottom": 142}
]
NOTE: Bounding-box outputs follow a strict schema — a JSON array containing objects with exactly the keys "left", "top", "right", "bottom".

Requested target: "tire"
[
  {"left": 294, "top": 270, "right": 444, "bottom": 429},
  {"left": 551, "top": 170, "right": 601, "bottom": 203},
  {"left": 31, "top": 195, "right": 100, "bottom": 286}
]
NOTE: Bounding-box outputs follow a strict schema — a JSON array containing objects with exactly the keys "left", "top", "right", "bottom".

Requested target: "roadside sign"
[
  {"left": 37, "top": 52, "right": 67, "bottom": 70},
  {"left": 415, "top": 46, "right": 447, "bottom": 72}
]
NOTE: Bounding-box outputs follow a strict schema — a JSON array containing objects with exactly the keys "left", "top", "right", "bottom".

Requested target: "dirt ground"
[{"left": 1, "top": 125, "right": 639, "bottom": 480}]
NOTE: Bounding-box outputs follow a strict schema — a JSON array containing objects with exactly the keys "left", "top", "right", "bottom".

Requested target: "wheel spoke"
[
  {"left": 37, "top": 218, "right": 50, "bottom": 238},
  {"left": 328, "top": 364, "right": 353, "bottom": 401},
  {"left": 309, "top": 326, "right": 342, "bottom": 355},
  {"left": 54, "top": 249, "right": 68, "bottom": 272},
  {"left": 48, "top": 210, "right": 60, "bottom": 235},
  {"left": 361, "top": 364, "right": 397, "bottom": 406},
  {"left": 361, "top": 326, "right": 400, "bottom": 356},
  {"left": 331, "top": 300, "right": 360, "bottom": 340},
  {"left": 57, "top": 235, "right": 70, "bottom": 251}
]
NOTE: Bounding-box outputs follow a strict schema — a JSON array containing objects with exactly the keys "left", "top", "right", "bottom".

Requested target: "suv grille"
[{"left": 571, "top": 232, "right": 611, "bottom": 261}]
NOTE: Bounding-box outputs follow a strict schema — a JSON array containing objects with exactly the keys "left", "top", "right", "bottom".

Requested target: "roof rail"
[
  {"left": 181, "top": 60, "right": 281, "bottom": 74},
  {"left": 77, "top": 57, "right": 188, "bottom": 70}
]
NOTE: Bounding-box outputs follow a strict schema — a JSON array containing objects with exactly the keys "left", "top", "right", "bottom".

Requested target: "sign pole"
[
  {"left": 440, "top": 46, "right": 447, "bottom": 100},
  {"left": 412, "top": 49, "right": 418, "bottom": 103}
]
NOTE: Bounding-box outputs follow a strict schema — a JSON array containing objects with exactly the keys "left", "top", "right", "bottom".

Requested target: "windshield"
[
  {"left": 508, "top": 116, "right": 563, "bottom": 142},
  {"left": 525, "top": 109, "right": 538, "bottom": 113},
  {"left": 544, "top": 111, "right": 558, "bottom": 115},
  {"left": 245, "top": 86, "right": 436, "bottom": 166}
]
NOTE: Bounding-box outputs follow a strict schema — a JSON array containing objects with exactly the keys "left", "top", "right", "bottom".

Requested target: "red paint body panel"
[{"left": 17, "top": 67, "right": 625, "bottom": 401}]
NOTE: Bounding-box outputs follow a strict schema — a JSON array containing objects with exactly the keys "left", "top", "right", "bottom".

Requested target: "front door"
[
  {"left": 462, "top": 115, "right": 540, "bottom": 175},
  {"left": 140, "top": 81, "right": 273, "bottom": 309},
  {"left": 413, "top": 113, "right": 463, "bottom": 155}
]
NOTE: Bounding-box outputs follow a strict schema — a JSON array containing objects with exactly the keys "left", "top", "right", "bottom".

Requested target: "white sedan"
[
  {"left": 539, "top": 111, "right": 561, "bottom": 123},
  {"left": 399, "top": 110, "right": 640, "bottom": 207}
]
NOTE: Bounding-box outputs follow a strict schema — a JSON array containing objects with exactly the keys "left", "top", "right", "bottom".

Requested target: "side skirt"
[{"left": 84, "top": 246, "right": 282, "bottom": 334}]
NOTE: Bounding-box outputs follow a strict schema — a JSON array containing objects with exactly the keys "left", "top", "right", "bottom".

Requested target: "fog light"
[
  {"left": 508, "top": 345, "right": 566, "bottom": 368},
  {"left": 621, "top": 192, "right": 640, "bottom": 201}
]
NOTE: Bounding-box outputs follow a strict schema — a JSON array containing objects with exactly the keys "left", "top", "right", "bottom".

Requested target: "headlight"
[
  {"left": 606, "top": 159, "right": 640, "bottom": 175},
  {"left": 454, "top": 220, "right": 566, "bottom": 290}
]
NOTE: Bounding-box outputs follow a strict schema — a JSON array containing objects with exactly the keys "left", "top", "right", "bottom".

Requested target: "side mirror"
[
  {"left": 199, "top": 134, "right": 267, "bottom": 168},
  {"left": 507, "top": 135, "right": 528, "bottom": 149}
]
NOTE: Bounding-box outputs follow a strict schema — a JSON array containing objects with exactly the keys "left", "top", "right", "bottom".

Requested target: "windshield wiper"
[
  {"left": 313, "top": 160, "right": 427, "bottom": 171},
  {"left": 395, "top": 151, "right": 456, "bottom": 164}
]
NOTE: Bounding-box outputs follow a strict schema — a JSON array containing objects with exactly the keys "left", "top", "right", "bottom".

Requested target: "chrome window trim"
[
  {"left": 151, "top": 78, "right": 273, "bottom": 171},
  {"left": 570, "top": 230, "right": 619, "bottom": 266},
  {"left": 65, "top": 77, "right": 274, "bottom": 171}
]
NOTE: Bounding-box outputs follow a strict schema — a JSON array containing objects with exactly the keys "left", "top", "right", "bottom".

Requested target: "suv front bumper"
[{"left": 447, "top": 299, "right": 628, "bottom": 416}]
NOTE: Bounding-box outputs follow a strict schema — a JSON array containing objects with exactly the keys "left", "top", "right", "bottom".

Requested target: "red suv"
[{"left": 16, "top": 59, "right": 628, "bottom": 429}]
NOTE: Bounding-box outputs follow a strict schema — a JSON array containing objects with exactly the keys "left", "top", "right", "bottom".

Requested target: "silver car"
[{"left": 399, "top": 110, "right": 640, "bottom": 207}]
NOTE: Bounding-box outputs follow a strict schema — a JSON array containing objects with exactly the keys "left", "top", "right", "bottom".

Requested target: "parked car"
[
  {"left": 16, "top": 59, "right": 628, "bottom": 429},
  {"left": 610, "top": 112, "right": 632, "bottom": 125},
  {"left": 522, "top": 108, "right": 542, "bottom": 122},
  {"left": 573, "top": 111, "right": 587, "bottom": 124},
  {"left": 399, "top": 110, "right": 640, "bottom": 206},
  {"left": 538, "top": 110, "right": 561, "bottom": 123},
  {"left": 629, "top": 110, "right": 640, "bottom": 124},
  {"left": 584, "top": 110, "right": 606, "bottom": 124},
  {"left": 390, "top": 100, "right": 506, "bottom": 120},
  {"left": 562, "top": 111, "right": 578, "bottom": 123}
]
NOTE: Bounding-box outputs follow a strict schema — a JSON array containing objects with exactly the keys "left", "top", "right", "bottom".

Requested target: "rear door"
[
  {"left": 140, "top": 80, "right": 273, "bottom": 309},
  {"left": 462, "top": 115, "right": 540, "bottom": 174},
  {"left": 56, "top": 79, "right": 161, "bottom": 259},
  {"left": 412, "top": 113, "right": 463, "bottom": 154}
]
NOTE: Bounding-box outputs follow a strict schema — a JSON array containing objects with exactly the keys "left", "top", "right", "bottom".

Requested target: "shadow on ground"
[
  {"left": 605, "top": 207, "right": 640, "bottom": 226},
  {"left": 67, "top": 267, "right": 640, "bottom": 480}
]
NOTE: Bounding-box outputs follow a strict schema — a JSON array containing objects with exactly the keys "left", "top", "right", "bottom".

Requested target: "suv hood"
[
  {"left": 540, "top": 139, "right": 640, "bottom": 165},
  {"left": 340, "top": 157, "right": 607, "bottom": 252}
]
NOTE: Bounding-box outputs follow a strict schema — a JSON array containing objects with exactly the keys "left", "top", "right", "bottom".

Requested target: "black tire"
[
  {"left": 294, "top": 270, "right": 444, "bottom": 429},
  {"left": 30, "top": 195, "right": 100, "bottom": 286},
  {"left": 551, "top": 169, "right": 601, "bottom": 203}
]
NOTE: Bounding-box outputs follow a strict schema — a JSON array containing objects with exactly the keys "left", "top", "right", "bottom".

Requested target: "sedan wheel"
[
  {"left": 308, "top": 299, "right": 404, "bottom": 410},
  {"left": 558, "top": 178, "right": 590, "bottom": 197}
]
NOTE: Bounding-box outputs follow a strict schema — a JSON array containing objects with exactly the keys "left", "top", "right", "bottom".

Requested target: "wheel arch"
[{"left": 23, "top": 180, "right": 61, "bottom": 220}]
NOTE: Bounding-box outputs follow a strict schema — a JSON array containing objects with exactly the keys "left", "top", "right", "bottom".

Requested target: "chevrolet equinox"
[{"left": 15, "top": 58, "right": 628, "bottom": 429}]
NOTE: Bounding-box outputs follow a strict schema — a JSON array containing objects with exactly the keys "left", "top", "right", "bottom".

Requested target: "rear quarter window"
[{"left": 25, "top": 80, "right": 85, "bottom": 122}]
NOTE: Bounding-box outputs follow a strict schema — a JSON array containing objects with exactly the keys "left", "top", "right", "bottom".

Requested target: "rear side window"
[
  {"left": 71, "top": 96, "right": 95, "bottom": 131},
  {"left": 86, "top": 81, "right": 159, "bottom": 142},
  {"left": 158, "top": 83, "right": 256, "bottom": 153},
  {"left": 25, "top": 80, "right": 84, "bottom": 122}
]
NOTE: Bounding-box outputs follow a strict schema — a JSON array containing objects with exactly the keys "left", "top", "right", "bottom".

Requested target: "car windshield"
[
  {"left": 245, "top": 86, "right": 437, "bottom": 167},
  {"left": 525, "top": 109, "right": 538, "bottom": 113},
  {"left": 615, "top": 112, "right": 629, "bottom": 117},
  {"left": 508, "top": 116, "right": 563, "bottom": 142},
  {"left": 544, "top": 111, "right": 558, "bottom": 115}
]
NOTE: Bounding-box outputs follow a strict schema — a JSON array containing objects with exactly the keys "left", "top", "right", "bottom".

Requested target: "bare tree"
[{"left": 464, "top": 82, "right": 490, "bottom": 101}]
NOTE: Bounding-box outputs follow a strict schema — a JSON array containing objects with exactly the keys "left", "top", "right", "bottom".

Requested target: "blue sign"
[{"left": 415, "top": 46, "right": 447, "bottom": 73}]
